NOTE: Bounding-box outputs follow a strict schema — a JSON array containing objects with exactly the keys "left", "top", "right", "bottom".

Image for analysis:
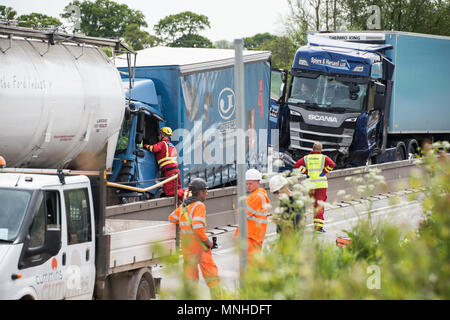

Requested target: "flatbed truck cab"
[
  {"left": 0, "top": 169, "right": 175, "bottom": 300},
  {"left": 0, "top": 172, "right": 95, "bottom": 299}
]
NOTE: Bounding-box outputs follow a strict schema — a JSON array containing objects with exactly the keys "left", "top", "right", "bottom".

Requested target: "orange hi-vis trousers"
[{"left": 183, "top": 248, "right": 220, "bottom": 288}]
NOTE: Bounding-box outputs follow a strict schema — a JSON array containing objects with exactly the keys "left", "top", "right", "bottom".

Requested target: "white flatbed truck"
[{"left": 0, "top": 168, "right": 176, "bottom": 300}]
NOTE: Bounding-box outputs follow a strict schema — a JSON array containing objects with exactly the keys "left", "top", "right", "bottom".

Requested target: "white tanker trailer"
[
  {"left": 0, "top": 26, "right": 126, "bottom": 171},
  {"left": 0, "top": 26, "right": 176, "bottom": 300}
]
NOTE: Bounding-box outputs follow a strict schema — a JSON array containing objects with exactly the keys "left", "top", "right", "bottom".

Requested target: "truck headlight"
[
  {"left": 345, "top": 117, "right": 357, "bottom": 122},
  {"left": 290, "top": 110, "right": 301, "bottom": 116}
]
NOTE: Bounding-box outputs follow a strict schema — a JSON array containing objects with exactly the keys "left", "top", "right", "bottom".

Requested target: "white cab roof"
[{"left": 0, "top": 172, "right": 89, "bottom": 189}]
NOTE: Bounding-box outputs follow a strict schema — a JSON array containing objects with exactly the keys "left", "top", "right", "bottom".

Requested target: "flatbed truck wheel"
[
  {"left": 109, "top": 267, "right": 156, "bottom": 300},
  {"left": 136, "top": 277, "right": 152, "bottom": 300}
]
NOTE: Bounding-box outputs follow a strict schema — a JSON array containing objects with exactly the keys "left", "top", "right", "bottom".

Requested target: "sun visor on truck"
[{"left": 293, "top": 46, "right": 377, "bottom": 77}]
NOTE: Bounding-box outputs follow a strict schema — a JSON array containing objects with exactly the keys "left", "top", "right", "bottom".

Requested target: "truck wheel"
[
  {"left": 394, "top": 141, "right": 406, "bottom": 161},
  {"left": 136, "top": 277, "right": 152, "bottom": 300},
  {"left": 131, "top": 268, "right": 156, "bottom": 300},
  {"left": 406, "top": 139, "right": 419, "bottom": 160},
  {"left": 108, "top": 268, "right": 156, "bottom": 300}
]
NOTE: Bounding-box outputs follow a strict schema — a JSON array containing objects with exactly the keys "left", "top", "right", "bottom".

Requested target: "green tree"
[
  {"left": 62, "top": 0, "right": 147, "bottom": 38},
  {"left": 284, "top": 0, "right": 450, "bottom": 45},
  {"left": 17, "top": 13, "right": 62, "bottom": 28},
  {"left": 0, "top": 5, "right": 17, "bottom": 20},
  {"left": 260, "top": 36, "right": 297, "bottom": 70},
  {"left": 243, "top": 32, "right": 277, "bottom": 50},
  {"left": 123, "top": 24, "right": 160, "bottom": 51},
  {"left": 170, "top": 33, "right": 213, "bottom": 48},
  {"left": 214, "top": 40, "right": 234, "bottom": 49},
  {"left": 154, "top": 11, "right": 212, "bottom": 47}
]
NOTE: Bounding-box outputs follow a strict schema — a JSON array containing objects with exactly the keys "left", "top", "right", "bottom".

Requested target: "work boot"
[{"left": 315, "top": 227, "right": 326, "bottom": 233}]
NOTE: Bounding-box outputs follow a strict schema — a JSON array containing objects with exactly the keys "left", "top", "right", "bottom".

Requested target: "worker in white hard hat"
[
  {"left": 235, "top": 168, "right": 270, "bottom": 264},
  {"left": 269, "top": 174, "right": 303, "bottom": 235}
]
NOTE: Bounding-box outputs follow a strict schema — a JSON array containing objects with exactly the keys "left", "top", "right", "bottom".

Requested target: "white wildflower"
[
  {"left": 273, "top": 159, "right": 284, "bottom": 168},
  {"left": 442, "top": 141, "right": 450, "bottom": 151},
  {"left": 274, "top": 207, "right": 284, "bottom": 215},
  {"left": 357, "top": 185, "right": 367, "bottom": 194},
  {"left": 279, "top": 193, "right": 289, "bottom": 202},
  {"left": 295, "top": 200, "right": 304, "bottom": 208}
]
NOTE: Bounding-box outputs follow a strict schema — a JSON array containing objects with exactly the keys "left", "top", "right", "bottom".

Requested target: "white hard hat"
[
  {"left": 269, "top": 175, "right": 288, "bottom": 193},
  {"left": 245, "top": 168, "right": 262, "bottom": 181}
]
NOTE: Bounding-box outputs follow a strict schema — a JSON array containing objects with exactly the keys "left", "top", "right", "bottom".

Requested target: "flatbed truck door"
[
  {"left": 62, "top": 186, "right": 95, "bottom": 299},
  {"left": 17, "top": 190, "right": 65, "bottom": 300}
]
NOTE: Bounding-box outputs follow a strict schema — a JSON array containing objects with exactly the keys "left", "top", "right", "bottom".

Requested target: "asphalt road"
[{"left": 153, "top": 190, "right": 425, "bottom": 299}]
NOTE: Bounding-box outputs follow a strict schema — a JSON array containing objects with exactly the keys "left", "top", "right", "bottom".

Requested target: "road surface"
[{"left": 153, "top": 190, "right": 425, "bottom": 299}]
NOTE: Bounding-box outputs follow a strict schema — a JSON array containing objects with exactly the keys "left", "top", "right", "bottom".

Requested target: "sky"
[{"left": 3, "top": 0, "right": 291, "bottom": 42}]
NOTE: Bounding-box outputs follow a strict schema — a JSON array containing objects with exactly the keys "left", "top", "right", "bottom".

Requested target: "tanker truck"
[
  {"left": 0, "top": 25, "right": 176, "bottom": 300},
  {"left": 271, "top": 31, "right": 450, "bottom": 168}
]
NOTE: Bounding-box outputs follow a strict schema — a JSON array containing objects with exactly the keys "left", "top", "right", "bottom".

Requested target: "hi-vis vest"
[
  {"left": 305, "top": 154, "right": 328, "bottom": 189},
  {"left": 169, "top": 201, "right": 208, "bottom": 253},
  {"left": 149, "top": 140, "right": 178, "bottom": 170},
  {"left": 246, "top": 189, "right": 270, "bottom": 242}
]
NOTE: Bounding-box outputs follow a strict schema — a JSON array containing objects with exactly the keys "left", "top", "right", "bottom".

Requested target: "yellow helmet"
[{"left": 159, "top": 127, "right": 172, "bottom": 136}]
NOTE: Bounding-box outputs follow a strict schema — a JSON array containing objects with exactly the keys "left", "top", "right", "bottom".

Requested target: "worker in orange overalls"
[
  {"left": 235, "top": 168, "right": 270, "bottom": 264},
  {"left": 294, "top": 141, "right": 335, "bottom": 232},
  {"left": 168, "top": 178, "right": 221, "bottom": 298},
  {"left": 144, "top": 127, "right": 182, "bottom": 197}
]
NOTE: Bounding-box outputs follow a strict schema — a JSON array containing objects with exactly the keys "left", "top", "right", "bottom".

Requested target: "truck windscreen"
[
  {"left": 288, "top": 75, "right": 367, "bottom": 112},
  {"left": 0, "top": 189, "right": 32, "bottom": 242}
]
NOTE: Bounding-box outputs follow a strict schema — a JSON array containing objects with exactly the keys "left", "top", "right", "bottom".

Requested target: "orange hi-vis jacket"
[
  {"left": 169, "top": 201, "right": 208, "bottom": 255},
  {"left": 146, "top": 137, "right": 178, "bottom": 171},
  {"left": 235, "top": 188, "right": 270, "bottom": 243}
]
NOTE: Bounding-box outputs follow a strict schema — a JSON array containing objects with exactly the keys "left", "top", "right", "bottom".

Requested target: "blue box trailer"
[
  {"left": 382, "top": 32, "right": 450, "bottom": 134},
  {"left": 273, "top": 31, "right": 450, "bottom": 168},
  {"left": 116, "top": 47, "right": 271, "bottom": 191}
]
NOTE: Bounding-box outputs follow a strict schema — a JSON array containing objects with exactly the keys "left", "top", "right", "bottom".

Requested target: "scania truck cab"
[
  {"left": 276, "top": 34, "right": 395, "bottom": 168},
  {"left": 274, "top": 31, "right": 450, "bottom": 168}
]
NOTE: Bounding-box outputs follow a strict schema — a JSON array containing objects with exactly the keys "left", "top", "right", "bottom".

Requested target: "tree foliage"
[
  {"left": 170, "top": 34, "right": 213, "bottom": 48},
  {"left": 259, "top": 36, "right": 297, "bottom": 70},
  {"left": 154, "top": 11, "right": 212, "bottom": 47},
  {"left": 243, "top": 32, "right": 277, "bottom": 50},
  {"left": 17, "top": 13, "right": 62, "bottom": 28},
  {"left": 123, "top": 24, "right": 160, "bottom": 51},
  {"left": 62, "top": 0, "right": 147, "bottom": 38},
  {"left": 214, "top": 40, "right": 234, "bottom": 49},
  {"left": 285, "top": 0, "right": 450, "bottom": 39},
  {"left": 0, "top": 5, "right": 17, "bottom": 20}
]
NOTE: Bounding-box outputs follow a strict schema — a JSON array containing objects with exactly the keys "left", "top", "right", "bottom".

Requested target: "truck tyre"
[
  {"left": 130, "top": 268, "right": 156, "bottom": 300},
  {"left": 136, "top": 277, "right": 152, "bottom": 300},
  {"left": 406, "top": 139, "right": 419, "bottom": 159},
  {"left": 109, "top": 268, "right": 156, "bottom": 300},
  {"left": 394, "top": 141, "right": 406, "bottom": 161}
]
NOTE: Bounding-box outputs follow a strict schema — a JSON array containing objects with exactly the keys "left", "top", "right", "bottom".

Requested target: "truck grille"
[{"left": 289, "top": 120, "right": 354, "bottom": 152}]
